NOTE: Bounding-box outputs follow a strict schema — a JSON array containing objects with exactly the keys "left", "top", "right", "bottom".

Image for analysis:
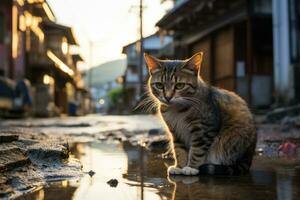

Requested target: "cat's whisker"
[{"left": 134, "top": 90, "right": 159, "bottom": 113}]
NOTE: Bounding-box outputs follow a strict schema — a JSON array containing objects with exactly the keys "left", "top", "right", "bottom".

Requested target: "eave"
[{"left": 42, "top": 21, "right": 79, "bottom": 45}]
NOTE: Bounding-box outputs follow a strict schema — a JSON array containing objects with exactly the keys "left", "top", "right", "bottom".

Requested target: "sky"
[{"left": 47, "top": 0, "right": 173, "bottom": 70}]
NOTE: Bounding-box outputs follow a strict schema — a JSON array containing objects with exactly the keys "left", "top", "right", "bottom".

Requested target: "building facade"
[
  {"left": 0, "top": 0, "right": 87, "bottom": 116},
  {"left": 157, "top": 0, "right": 300, "bottom": 107}
]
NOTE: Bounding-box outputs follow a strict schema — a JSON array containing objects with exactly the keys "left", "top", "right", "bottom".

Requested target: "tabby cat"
[{"left": 144, "top": 52, "right": 256, "bottom": 176}]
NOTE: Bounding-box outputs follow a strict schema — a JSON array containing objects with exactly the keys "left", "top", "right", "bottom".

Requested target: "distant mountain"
[{"left": 83, "top": 59, "right": 126, "bottom": 88}]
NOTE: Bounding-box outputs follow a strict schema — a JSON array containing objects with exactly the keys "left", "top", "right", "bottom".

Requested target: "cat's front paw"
[
  {"left": 182, "top": 166, "right": 199, "bottom": 175},
  {"left": 168, "top": 166, "right": 182, "bottom": 175}
]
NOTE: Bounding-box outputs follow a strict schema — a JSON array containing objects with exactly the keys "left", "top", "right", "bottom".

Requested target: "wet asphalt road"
[{"left": 1, "top": 114, "right": 300, "bottom": 200}]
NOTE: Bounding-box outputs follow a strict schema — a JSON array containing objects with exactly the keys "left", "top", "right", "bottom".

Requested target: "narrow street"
[
  {"left": 1, "top": 114, "right": 300, "bottom": 200},
  {"left": 1, "top": 0, "right": 300, "bottom": 199}
]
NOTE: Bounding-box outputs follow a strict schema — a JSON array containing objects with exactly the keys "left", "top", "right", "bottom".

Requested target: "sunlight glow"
[
  {"left": 61, "top": 180, "right": 68, "bottom": 188},
  {"left": 12, "top": 5, "right": 18, "bottom": 59},
  {"left": 24, "top": 11, "right": 44, "bottom": 42},
  {"left": 99, "top": 99, "right": 105, "bottom": 105},
  {"left": 62, "top": 37, "right": 68, "bottom": 55},
  {"left": 43, "top": 75, "right": 50, "bottom": 85},
  {"left": 47, "top": 50, "right": 74, "bottom": 76},
  {"left": 16, "top": 0, "right": 25, "bottom": 6},
  {"left": 43, "top": 74, "right": 54, "bottom": 85},
  {"left": 27, "top": 0, "right": 44, "bottom": 4},
  {"left": 19, "top": 15, "right": 26, "bottom": 31},
  {"left": 24, "top": 11, "right": 32, "bottom": 27}
]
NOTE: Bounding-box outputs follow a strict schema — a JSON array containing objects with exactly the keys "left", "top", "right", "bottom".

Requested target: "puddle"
[
  {"left": 16, "top": 141, "right": 300, "bottom": 200},
  {"left": 17, "top": 141, "right": 173, "bottom": 200}
]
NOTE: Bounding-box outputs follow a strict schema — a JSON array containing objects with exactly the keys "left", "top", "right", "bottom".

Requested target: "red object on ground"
[{"left": 278, "top": 141, "right": 297, "bottom": 157}]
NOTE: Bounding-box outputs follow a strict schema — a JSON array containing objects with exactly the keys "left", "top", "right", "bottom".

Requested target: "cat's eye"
[
  {"left": 175, "top": 83, "right": 185, "bottom": 90},
  {"left": 154, "top": 82, "right": 164, "bottom": 89}
]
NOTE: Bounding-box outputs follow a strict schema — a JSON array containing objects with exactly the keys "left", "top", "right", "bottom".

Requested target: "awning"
[
  {"left": 42, "top": 21, "right": 79, "bottom": 45},
  {"left": 156, "top": 0, "right": 247, "bottom": 32},
  {"left": 156, "top": 0, "right": 202, "bottom": 29}
]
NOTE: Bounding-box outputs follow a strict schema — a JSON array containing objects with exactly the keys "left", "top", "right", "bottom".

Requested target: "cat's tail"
[{"left": 198, "top": 163, "right": 250, "bottom": 176}]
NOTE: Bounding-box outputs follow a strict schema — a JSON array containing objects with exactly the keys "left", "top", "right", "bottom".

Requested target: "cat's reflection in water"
[
  {"left": 168, "top": 175, "right": 203, "bottom": 200},
  {"left": 168, "top": 172, "right": 278, "bottom": 200},
  {"left": 168, "top": 175, "right": 240, "bottom": 200}
]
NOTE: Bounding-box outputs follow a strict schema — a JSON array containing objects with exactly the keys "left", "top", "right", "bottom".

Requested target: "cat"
[{"left": 144, "top": 52, "right": 257, "bottom": 176}]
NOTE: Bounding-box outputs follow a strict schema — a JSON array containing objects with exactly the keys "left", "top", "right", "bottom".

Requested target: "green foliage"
[{"left": 108, "top": 87, "right": 123, "bottom": 106}]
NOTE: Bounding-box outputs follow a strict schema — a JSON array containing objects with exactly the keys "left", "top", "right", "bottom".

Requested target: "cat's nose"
[
  {"left": 165, "top": 96, "right": 172, "bottom": 102},
  {"left": 164, "top": 90, "right": 173, "bottom": 103}
]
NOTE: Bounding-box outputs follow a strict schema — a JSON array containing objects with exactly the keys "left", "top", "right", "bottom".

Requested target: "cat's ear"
[
  {"left": 144, "top": 53, "right": 161, "bottom": 74},
  {"left": 184, "top": 52, "right": 203, "bottom": 74}
]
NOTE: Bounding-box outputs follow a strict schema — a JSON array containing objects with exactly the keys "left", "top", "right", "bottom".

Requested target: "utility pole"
[
  {"left": 129, "top": 0, "right": 145, "bottom": 97},
  {"left": 139, "top": 6, "right": 144, "bottom": 200},
  {"left": 138, "top": 0, "right": 144, "bottom": 97},
  {"left": 88, "top": 40, "right": 93, "bottom": 89}
]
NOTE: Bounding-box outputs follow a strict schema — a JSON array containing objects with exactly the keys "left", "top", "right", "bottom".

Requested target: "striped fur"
[{"left": 144, "top": 53, "right": 257, "bottom": 176}]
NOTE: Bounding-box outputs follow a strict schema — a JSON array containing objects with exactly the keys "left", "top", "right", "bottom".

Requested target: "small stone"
[
  {"left": 88, "top": 170, "right": 95, "bottom": 177},
  {"left": 107, "top": 179, "right": 118, "bottom": 187}
]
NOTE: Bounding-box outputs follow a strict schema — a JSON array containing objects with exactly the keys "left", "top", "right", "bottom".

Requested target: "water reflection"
[
  {"left": 169, "top": 158, "right": 300, "bottom": 200},
  {"left": 18, "top": 141, "right": 172, "bottom": 200},
  {"left": 169, "top": 173, "right": 276, "bottom": 200},
  {"left": 18, "top": 141, "right": 300, "bottom": 200}
]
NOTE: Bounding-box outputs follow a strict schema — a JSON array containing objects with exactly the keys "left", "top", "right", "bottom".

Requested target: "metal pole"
[
  {"left": 138, "top": 0, "right": 144, "bottom": 97},
  {"left": 139, "top": 3, "right": 144, "bottom": 198},
  {"left": 88, "top": 41, "right": 93, "bottom": 113},
  {"left": 88, "top": 41, "right": 93, "bottom": 89},
  {"left": 272, "top": 0, "right": 292, "bottom": 103}
]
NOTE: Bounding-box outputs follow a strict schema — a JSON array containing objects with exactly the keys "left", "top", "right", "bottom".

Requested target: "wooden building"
[
  {"left": 34, "top": 21, "right": 79, "bottom": 114},
  {"left": 0, "top": 0, "right": 87, "bottom": 116},
  {"left": 157, "top": 0, "right": 274, "bottom": 107}
]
